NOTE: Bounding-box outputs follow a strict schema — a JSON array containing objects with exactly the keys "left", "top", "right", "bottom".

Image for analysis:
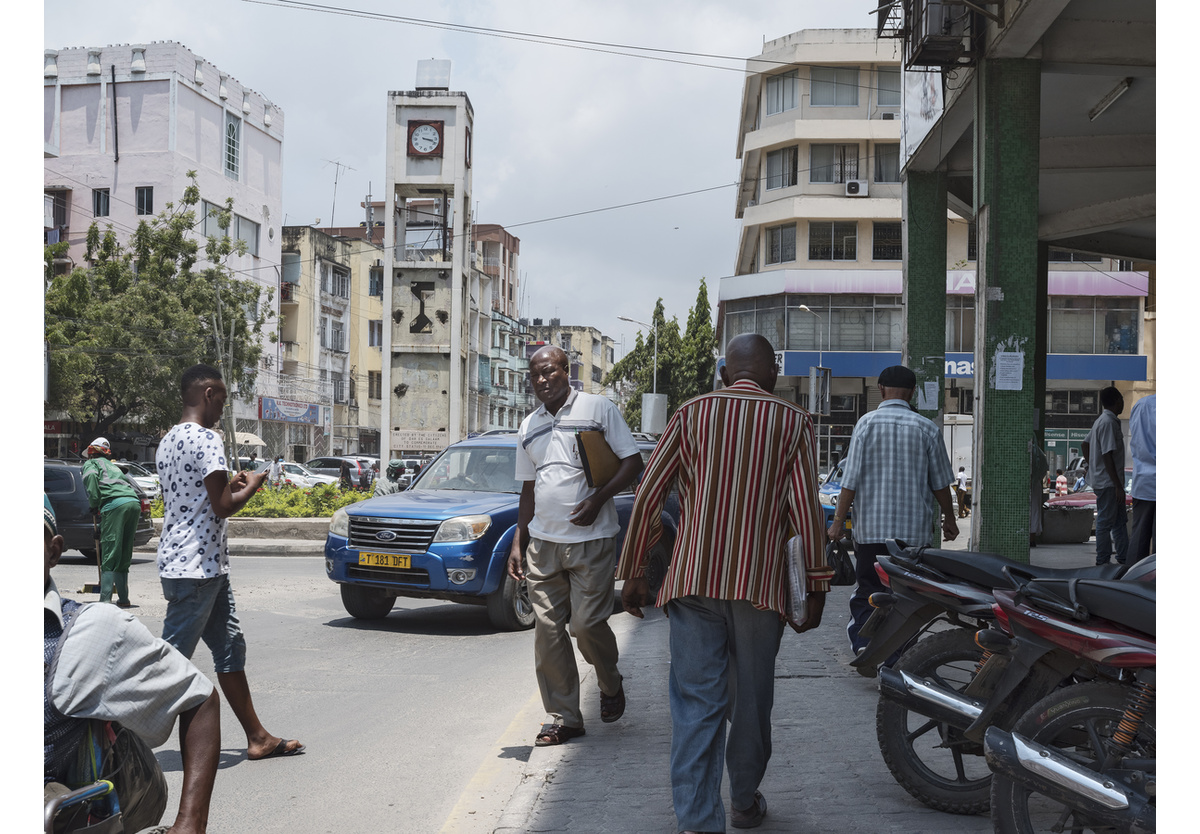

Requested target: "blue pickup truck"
[{"left": 324, "top": 434, "right": 676, "bottom": 630}]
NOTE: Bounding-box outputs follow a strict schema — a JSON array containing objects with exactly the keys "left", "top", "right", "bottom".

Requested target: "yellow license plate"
[{"left": 358, "top": 552, "right": 411, "bottom": 569}]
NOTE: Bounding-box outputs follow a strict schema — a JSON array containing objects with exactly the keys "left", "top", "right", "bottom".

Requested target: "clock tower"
[{"left": 382, "top": 60, "right": 475, "bottom": 458}]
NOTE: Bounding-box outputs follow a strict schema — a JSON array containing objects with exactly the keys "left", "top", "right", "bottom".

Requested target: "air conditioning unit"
[
  {"left": 881, "top": 112, "right": 897, "bottom": 121},
  {"left": 845, "top": 180, "right": 869, "bottom": 197},
  {"left": 747, "top": 199, "right": 757, "bottom": 207}
]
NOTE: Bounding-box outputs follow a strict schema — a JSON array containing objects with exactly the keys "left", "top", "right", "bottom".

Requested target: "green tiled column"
[
  {"left": 902, "top": 170, "right": 949, "bottom": 418},
  {"left": 903, "top": 170, "right": 949, "bottom": 545},
  {"left": 974, "top": 58, "right": 1044, "bottom": 563}
]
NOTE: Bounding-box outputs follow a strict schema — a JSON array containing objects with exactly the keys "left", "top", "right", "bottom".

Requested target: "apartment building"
[
  {"left": 44, "top": 41, "right": 284, "bottom": 454},
  {"left": 275, "top": 226, "right": 384, "bottom": 460},
  {"left": 719, "top": 29, "right": 1151, "bottom": 474},
  {"left": 524, "top": 320, "right": 617, "bottom": 399}
]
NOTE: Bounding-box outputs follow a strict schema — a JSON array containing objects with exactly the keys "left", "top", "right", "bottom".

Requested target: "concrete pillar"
[{"left": 972, "top": 58, "right": 1044, "bottom": 562}]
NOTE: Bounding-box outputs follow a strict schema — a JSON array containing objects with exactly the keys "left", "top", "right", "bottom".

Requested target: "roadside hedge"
[{"left": 150, "top": 483, "right": 370, "bottom": 518}]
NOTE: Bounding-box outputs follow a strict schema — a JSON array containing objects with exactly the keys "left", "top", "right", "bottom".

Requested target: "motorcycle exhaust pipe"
[
  {"left": 984, "top": 727, "right": 1155, "bottom": 834},
  {"left": 878, "top": 667, "right": 984, "bottom": 729}
]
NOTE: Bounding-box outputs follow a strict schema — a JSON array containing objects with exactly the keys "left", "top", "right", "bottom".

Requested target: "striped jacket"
[{"left": 617, "top": 380, "right": 831, "bottom": 613}]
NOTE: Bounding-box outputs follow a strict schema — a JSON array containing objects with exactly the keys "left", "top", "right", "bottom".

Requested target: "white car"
[
  {"left": 279, "top": 462, "right": 339, "bottom": 488},
  {"left": 116, "top": 460, "right": 161, "bottom": 501}
]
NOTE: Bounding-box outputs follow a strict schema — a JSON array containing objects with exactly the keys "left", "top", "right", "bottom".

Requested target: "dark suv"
[{"left": 44, "top": 460, "right": 154, "bottom": 561}]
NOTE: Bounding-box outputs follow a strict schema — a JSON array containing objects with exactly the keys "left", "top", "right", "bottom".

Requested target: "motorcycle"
[
  {"left": 857, "top": 539, "right": 1147, "bottom": 814},
  {"left": 983, "top": 577, "right": 1156, "bottom": 833}
]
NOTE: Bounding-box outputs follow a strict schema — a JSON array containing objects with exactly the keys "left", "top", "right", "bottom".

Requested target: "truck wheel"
[
  {"left": 340, "top": 584, "right": 395, "bottom": 619},
  {"left": 487, "top": 571, "right": 535, "bottom": 631}
]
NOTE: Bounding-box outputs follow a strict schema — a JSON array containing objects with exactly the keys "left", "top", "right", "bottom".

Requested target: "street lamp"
[
  {"left": 618, "top": 315, "right": 658, "bottom": 394},
  {"left": 798, "top": 305, "right": 824, "bottom": 369},
  {"left": 798, "top": 304, "right": 825, "bottom": 468}
]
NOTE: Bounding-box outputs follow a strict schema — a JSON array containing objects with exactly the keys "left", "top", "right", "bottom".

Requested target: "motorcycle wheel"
[
  {"left": 990, "top": 681, "right": 1155, "bottom": 834},
  {"left": 875, "top": 627, "right": 992, "bottom": 814}
]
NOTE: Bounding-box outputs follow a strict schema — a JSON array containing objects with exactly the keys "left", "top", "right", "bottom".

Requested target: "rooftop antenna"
[{"left": 323, "top": 158, "right": 356, "bottom": 228}]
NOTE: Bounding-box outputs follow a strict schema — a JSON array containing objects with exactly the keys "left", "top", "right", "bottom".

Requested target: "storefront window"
[{"left": 1048, "top": 297, "right": 1138, "bottom": 354}]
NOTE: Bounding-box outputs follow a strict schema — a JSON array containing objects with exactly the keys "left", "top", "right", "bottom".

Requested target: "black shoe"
[{"left": 731, "top": 791, "right": 767, "bottom": 829}]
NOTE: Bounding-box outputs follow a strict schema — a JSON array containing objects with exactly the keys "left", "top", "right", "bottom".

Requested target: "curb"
[{"left": 492, "top": 760, "right": 558, "bottom": 833}]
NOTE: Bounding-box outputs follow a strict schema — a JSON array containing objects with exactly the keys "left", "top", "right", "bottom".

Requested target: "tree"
[
  {"left": 681, "top": 277, "right": 717, "bottom": 398},
  {"left": 44, "top": 174, "right": 274, "bottom": 448},
  {"left": 605, "top": 278, "right": 715, "bottom": 428}
]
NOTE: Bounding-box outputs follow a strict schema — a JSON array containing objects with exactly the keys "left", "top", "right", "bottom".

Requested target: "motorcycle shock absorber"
[
  {"left": 1112, "top": 680, "right": 1155, "bottom": 753},
  {"left": 973, "top": 648, "right": 993, "bottom": 677}
]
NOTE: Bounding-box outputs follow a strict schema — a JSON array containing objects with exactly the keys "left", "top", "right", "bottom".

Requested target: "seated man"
[{"left": 44, "top": 496, "right": 220, "bottom": 834}]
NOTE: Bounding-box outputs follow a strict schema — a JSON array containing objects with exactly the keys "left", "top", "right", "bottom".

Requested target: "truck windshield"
[{"left": 413, "top": 447, "right": 520, "bottom": 493}]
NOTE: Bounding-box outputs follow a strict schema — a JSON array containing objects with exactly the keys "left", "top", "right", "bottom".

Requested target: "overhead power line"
[{"left": 243, "top": 0, "right": 900, "bottom": 83}]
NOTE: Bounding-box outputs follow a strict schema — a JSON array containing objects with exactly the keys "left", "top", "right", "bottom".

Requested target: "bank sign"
[{"left": 766, "top": 351, "right": 1146, "bottom": 381}]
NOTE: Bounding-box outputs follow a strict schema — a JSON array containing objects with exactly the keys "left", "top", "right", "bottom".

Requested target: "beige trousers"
[{"left": 526, "top": 536, "right": 623, "bottom": 728}]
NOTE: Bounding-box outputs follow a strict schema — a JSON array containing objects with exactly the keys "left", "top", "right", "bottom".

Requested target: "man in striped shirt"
[
  {"left": 827, "top": 365, "right": 958, "bottom": 654},
  {"left": 619, "top": 334, "right": 830, "bottom": 833}
]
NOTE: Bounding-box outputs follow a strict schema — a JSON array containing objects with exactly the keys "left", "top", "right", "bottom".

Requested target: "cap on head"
[
  {"left": 44, "top": 494, "right": 58, "bottom": 537},
  {"left": 86, "top": 437, "right": 111, "bottom": 458},
  {"left": 878, "top": 365, "right": 917, "bottom": 390}
]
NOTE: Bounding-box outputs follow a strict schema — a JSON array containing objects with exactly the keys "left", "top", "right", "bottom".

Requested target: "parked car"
[
  {"left": 305, "top": 456, "right": 375, "bottom": 488},
  {"left": 279, "top": 462, "right": 338, "bottom": 488},
  {"left": 44, "top": 460, "right": 154, "bottom": 562},
  {"left": 114, "top": 460, "right": 161, "bottom": 501},
  {"left": 324, "top": 434, "right": 679, "bottom": 630},
  {"left": 818, "top": 459, "right": 852, "bottom": 539},
  {"left": 1046, "top": 468, "right": 1133, "bottom": 510}
]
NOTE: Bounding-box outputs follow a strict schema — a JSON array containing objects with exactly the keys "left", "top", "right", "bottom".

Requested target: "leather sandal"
[
  {"left": 600, "top": 682, "right": 626, "bottom": 723},
  {"left": 534, "top": 723, "right": 585, "bottom": 746}
]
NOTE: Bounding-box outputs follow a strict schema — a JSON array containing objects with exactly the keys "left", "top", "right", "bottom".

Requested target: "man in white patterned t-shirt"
[{"left": 157, "top": 363, "right": 305, "bottom": 761}]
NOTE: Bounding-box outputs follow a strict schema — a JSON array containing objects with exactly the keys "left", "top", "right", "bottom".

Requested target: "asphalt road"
[{"left": 50, "top": 551, "right": 545, "bottom": 833}]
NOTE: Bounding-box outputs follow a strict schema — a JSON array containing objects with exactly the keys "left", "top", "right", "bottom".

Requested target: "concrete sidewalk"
[{"left": 494, "top": 537, "right": 1102, "bottom": 834}]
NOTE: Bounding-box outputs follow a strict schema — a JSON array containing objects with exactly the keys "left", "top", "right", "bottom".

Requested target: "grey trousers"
[{"left": 526, "top": 536, "right": 622, "bottom": 728}]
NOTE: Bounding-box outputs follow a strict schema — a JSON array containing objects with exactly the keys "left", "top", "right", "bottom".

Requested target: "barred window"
[
  {"left": 872, "top": 222, "right": 902, "bottom": 261},
  {"left": 767, "top": 224, "right": 796, "bottom": 265},
  {"left": 809, "top": 221, "right": 857, "bottom": 261}
]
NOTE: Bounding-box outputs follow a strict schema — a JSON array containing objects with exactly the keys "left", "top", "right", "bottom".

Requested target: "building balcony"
[{"left": 280, "top": 282, "right": 298, "bottom": 304}]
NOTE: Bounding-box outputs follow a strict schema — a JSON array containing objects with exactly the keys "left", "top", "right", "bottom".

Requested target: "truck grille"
[
  {"left": 348, "top": 516, "right": 440, "bottom": 552},
  {"left": 347, "top": 565, "right": 431, "bottom": 585}
]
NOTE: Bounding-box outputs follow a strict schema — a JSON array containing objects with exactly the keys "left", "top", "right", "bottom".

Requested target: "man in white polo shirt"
[{"left": 507, "top": 345, "right": 644, "bottom": 747}]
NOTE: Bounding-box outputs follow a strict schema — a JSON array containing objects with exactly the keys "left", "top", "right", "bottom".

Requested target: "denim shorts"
[{"left": 161, "top": 573, "right": 247, "bottom": 674}]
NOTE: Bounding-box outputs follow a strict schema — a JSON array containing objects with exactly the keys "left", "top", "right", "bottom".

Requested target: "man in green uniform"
[
  {"left": 82, "top": 437, "right": 142, "bottom": 607},
  {"left": 373, "top": 459, "right": 407, "bottom": 496}
]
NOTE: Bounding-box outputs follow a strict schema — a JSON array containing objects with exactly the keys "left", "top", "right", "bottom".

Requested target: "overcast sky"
[{"left": 42, "top": 0, "right": 878, "bottom": 354}]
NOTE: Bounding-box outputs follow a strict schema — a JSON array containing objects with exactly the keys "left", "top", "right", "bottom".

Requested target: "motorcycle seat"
[
  {"left": 904, "top": 546, "right": 1124, "bottom": 591},
  {"left": 1025, "top": 578, "right": 1156, "bottom": 638}
]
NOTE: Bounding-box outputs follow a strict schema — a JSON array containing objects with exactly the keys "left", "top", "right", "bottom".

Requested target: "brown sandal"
[
  {"left": 600, "top": 683, "right": 625, "bottom": 723},
  {"left": 535, "top": 723, "right": 585, "bottom": 746}
]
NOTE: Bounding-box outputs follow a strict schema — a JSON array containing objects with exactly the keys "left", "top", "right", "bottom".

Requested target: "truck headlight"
[
  {"left": 434, "top": 515, "right": 492, "bottom": 542},
  {"left": 819, "top": 492, "right": 837, "bottom": 508},
  {"left": 330, "top": 507, "right": 350, "bottom": 537}
]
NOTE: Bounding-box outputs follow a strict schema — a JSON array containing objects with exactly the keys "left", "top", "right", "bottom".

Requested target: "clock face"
[{"left": 410, "top": 123, "right": 441, "bottom": 155}]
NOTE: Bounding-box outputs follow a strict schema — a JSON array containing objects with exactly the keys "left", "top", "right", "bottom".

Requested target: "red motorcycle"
[
  {"left": 857, "top": 540, "right": 1134, "bottom": 814},
  {"left": 983, "top": 576, "right": 1156, "bottom": 833}
]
